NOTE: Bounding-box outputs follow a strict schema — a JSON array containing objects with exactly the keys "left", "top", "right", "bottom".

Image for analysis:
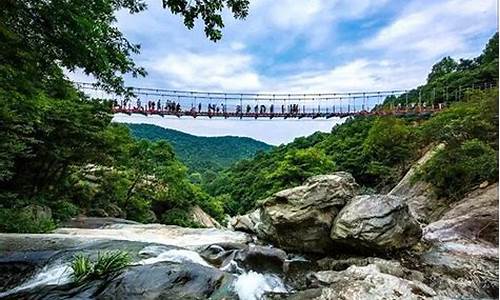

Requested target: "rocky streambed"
[
  {"left": 0, "top": 224, "right": 296, "bottom": 300},
  {"left": 1, "top": 170, "right": 498, "bottom": 299}
]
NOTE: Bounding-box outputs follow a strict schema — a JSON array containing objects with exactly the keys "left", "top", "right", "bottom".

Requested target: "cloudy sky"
[{"left": 71, "top": 0, "right": 497, "bottom": 145}]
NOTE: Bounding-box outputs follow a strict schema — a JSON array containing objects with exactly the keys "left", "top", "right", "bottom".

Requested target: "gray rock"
[
  {"left": 233, "top": 244, "right": 287, "bottom": 273},
  {"left": 6, "top": 262, "right": 237, "bottom": 300},
  {"left": 420, "top": 183, "right": 499, "bottom": 299},
  {"left": 189, "top": 205, "right": 221, "bottom": 228},
  {"left": 96, "top": 261, "right": 237, "bottom": 300},
  {"left": 22, "top": 204, "right": 52, "bottom": 221},
  {"left": 423, "top": 183, "right": 499, "bottom": 248},
  {"left": 330, "top": 194, "right": 421, "bottom": 251},
  {"left": 257, "top": 172, "right": 358, "bottom": 253},
  {"left": 61, "top": 217, "right": 140, "bottom": 229},
  {"left": 229, "top": 209, "right": 261, "bottom": 234},
  {"left": 289, "top": 264, "right": 435, "bottom": 300},
  {"left": 389, "top": 144, "right": 448, "bottom": 224}
]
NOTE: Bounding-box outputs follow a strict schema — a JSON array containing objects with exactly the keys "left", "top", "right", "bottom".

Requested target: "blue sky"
[{"left": 70, "top": 0, "right": 497, "bottom": 145}]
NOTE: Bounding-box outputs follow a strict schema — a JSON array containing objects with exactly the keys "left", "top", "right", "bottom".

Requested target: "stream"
[{"left": 0, "top": 223, "right": 291, "bottom": 300}]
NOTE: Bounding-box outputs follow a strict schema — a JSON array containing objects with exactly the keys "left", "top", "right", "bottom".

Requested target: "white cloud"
[
  {"left": 365, "top": 0, "right": 497, "bottom": 59},
  {"left": 149, "top": 52, "right": 262, "bottom": 91},
  {"left": 269, "top": 59, "right": 427, "bottom": 93}
]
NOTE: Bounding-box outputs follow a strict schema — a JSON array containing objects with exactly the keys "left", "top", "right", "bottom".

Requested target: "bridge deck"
[{"left": 112, "top": 108, "right": 441, "bottom": 119}]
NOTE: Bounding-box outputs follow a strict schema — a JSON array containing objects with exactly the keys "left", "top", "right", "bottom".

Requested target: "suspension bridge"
[{"left": 75, "top": 82, "right": 492, "bottom": 119}]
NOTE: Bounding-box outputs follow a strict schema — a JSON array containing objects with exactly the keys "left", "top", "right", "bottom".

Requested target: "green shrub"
[
  {"left": 418, "top": 139, "right": 498, "bottom": 200},
  {"left": 0, "top": 208, "right": 56, "bottom": 233},
  {"left": 70, "top": 251, "right": 131, "bottom": 284}
]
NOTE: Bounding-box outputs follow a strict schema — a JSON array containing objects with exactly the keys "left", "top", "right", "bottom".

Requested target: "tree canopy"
[{"left": 0, "top": 0, "right": 249, "bottom": 94}]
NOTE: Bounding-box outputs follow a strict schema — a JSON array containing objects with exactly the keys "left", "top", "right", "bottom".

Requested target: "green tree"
[
  {"left": 1, "top": 0, "right": 249, "bottom": 93},
  {"left": 427, "top": 57, "right": 458, "bottom": 82},
  {"left": 267, "top": 148, "right": 335, "bottom": 188}
]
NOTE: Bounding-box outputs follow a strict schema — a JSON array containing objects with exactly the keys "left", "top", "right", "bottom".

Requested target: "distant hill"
[{"left": 125, "top": 123, "right": 273, "bottom": 178}]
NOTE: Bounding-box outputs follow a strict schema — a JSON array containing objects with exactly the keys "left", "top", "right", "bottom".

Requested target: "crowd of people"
[
  {"left": 114, "top": 99, "right": 307, "bottom": 115},
  {"left": 113, "top": 99, "right": 446, "bottom": 116}
]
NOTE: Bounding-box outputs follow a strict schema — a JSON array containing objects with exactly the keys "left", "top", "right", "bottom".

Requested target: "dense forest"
[
  {"left": 126, "top": 124, "right": 273, "bottom": 183},
  {"left": 0, "top": 0, "right": 249, "bottom": 232},
  {"left": 206, "top": 34, "right": 499, "bottom": 215}
]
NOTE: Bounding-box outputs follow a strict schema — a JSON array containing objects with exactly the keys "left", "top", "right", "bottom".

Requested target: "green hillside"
[
  {"left": 207, "top": 33, "right": 499, "bottom": 215},
  {"left": 125, "top": 123, "right": 273, "bottom": 179}
]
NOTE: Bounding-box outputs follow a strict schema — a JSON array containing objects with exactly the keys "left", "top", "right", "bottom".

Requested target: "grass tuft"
[{"left": 70, "top": 250, "right": 131, "bottom": 284}]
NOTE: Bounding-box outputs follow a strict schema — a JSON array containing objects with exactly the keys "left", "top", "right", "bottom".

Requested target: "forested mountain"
[
  {"left": 125, "top": 124, "right": 273, "bottom": 180},
  {"left": 207, "top": 33, "right": 499, "bottom": 215}
]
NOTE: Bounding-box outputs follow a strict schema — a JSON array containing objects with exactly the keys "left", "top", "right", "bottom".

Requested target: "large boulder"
[
  {"left": 257, "top": 172, "right": 359, "bottom": 253},
  {"left": 330, "top": 194, "right": 421, "bottom": 251}
]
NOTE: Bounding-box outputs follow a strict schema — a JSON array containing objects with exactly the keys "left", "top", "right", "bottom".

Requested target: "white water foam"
[
  {"left": 137, "top": 247, "right": 210, "bottom": 267},
  {"left": 233, "top": 271, "right": 288, "bottom": 300},
  {"left": 0, "top": 263, "right": 71, "bottom": 297}
]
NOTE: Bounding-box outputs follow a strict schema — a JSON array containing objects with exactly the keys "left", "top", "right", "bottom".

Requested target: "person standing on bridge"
[
  {"left": 176, "top": 103, "right": 181, "bottom": 113},
  {"left": 198, "top": 103, "right": 202, "bottom": 113},
  {"left": 246, "top": 104, "right": 251, "bottom": 113},
  {"left": 157, "top": 99, "right": 161, "bottom": 111},
  {"left": 254, "top": 105, "right": 258, "bottom": 114},
  {"left": 137, "top": 99, "right": 141, "bottom": 110},
  {"left": 270, "top": 104, "right": 274, "bottom": 114}
]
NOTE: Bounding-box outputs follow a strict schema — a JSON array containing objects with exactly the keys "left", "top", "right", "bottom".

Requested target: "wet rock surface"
[{"left": 4, "top": 262, "right": 237, "bottom": 300}]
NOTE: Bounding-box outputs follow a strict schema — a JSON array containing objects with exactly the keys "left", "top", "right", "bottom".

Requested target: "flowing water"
[{"left": 1, "top": 224, "right": 288, "bottom": 299}]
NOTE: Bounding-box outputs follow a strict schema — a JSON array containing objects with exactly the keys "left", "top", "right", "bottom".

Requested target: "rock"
[
  {"left": 298, "top": 264, "right": 436, "bottom": 300},
  {"left": 389, "top": 144, "right": 448, "bottom": 224},
  {"left": 22, "top": 204, "right": 52, "bottom": 221},
  {"left": 0, "top": 262, "right": 37, "bottom": 292},
  {"left": 229, "top": 209, "right": 261, "bottom": 234},
  {"left": 479, "top": 181, "right": 489, "bottom": 189},
  {"left": 423, "top": 183, "right": 498, "bottom": 253},
  {"left": 96, "top": 262, "right": 237, "bottom": 300},
  {"left": 198, "top": 243, "right": 246, "bottom": 267},
  {"left": 420, "top": 183, "right": 499, "bottom": 299},
  {"left": 61, "top": 217, "right": 140, "bottom": 229},
  {"left": 6, "top": 261, "right": 238, "bottom": 300},
  {"left": 87, "top": 208, "right": 109, "bottom": 217},
  {"left": 233, "top": 245, "right": 287, "bottom": 273},
  {"left": 105, "top": 203, "right": 126, "bottom": 218},
  {"left": 316, "top": 257, "right": 425, "bottom": 282},
  {"left": 257, "top": 172, "right": 358, "bottom": 253},
  {"left": 189, "top": 205, "right": 221, "bottom": 228},
  {"left": 330, "top": 194, "right": 421, "bottom": 251},
  {"left": 53, "top": 223, "right": 252, "bottom": 249}
]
